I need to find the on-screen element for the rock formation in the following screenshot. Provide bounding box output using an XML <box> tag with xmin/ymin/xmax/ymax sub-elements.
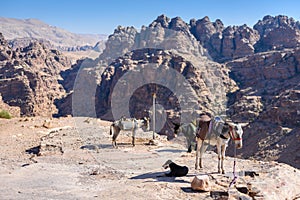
<box><xmin>0</xmin><ymin>33</ymin><xmax>71</xmax><ymax>116</ymax></box>
<box><xmin>189</xmin><ymin>16</ymin><xmax>260</xmax><ymax>62</ymax></box>
<box><xmin>254</xmin><ymin>15</ymin><xmax>300</xmax><ymax>51</ymax></box>
<box><xmin>92</xmin><ymin>14</ymin><xmax>300</xmax><ymax>168</ymax></box>
<box><xmin>1</xmin><ymin>13</ymin><xmax>300</xmax><ymax>169</ymax></box>
<box><xmin>96</xmin><ymin>48</ymin><xmax>235</xmax><ymax>136</ymax></box>
<box><xmin>226</xmin><ymin>48</ymin><xmax>300</xmax><ymax>168</ymax></box>
<box><xmin>0</xmin><ymin>94</ymin><xmax>20</xmax><ymax>117</ymax></box>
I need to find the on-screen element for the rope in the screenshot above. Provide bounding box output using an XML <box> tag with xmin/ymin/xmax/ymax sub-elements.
<box><xmin>229</xmin><ymin>140</ymin><xmax>238</xmax><ymax>188</ymax></box>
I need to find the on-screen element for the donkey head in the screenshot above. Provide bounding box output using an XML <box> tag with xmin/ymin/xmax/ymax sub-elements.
<box><xmin>228</xmin><ymin>123</ymin><xmax>243</xmax><ymax>149</ymax></box>
<box><xmin>142</xmin><ymin>117</ymin><xmax>150</xmax><ymax>131</ymax></box>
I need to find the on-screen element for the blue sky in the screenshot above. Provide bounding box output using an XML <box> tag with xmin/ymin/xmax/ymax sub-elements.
<box><xmin>2</xmin><ymin>0</ymin><xmax>300</xmax><ymax>35</ymax></box>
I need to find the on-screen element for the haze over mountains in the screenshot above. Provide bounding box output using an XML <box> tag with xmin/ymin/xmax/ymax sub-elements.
<box><xmin>0</xmin><ymin>14</ymin><xmax>299</xmax><ymax>171</ymax></box>
<box><xmin>0</xmin><ymin>17</ymin><xmax>107</xmax><ymax>51</ymax></box>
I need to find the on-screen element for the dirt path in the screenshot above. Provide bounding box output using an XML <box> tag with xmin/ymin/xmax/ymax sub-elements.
<box><xmin>0</xmin><ymin>117</ymin><xmax>299</xmax><ymax>200</ymax></box>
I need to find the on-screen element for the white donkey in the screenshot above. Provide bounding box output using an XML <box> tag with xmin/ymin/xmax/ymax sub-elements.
<box><xmin>110</xmin><ymin>117</ymin><xmax>150</xmax><ymax>148</ymax></box>
<box><xmin>195</xmin><ymin>116</ymin><xmax>243</xmax><ymax>174</ymax></box>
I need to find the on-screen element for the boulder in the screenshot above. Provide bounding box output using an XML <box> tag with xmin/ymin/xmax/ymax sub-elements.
<box><xmin>191</xmin><ymin>175</ymin><xmax>210</xmax><ymax>191</ymax></box>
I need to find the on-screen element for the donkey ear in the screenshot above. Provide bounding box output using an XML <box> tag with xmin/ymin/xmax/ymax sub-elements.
<box><xmin>226</xmin><ymin>122</ymin><xmax>234</xmax><ymax>127</ymax></box>
<box><xmin>239</xmin><ymin>122</ymin><xmax>249</xmax><ymax>127</ymax></box>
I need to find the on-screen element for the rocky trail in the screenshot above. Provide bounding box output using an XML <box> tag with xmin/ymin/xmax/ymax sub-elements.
<box><xmin>0</xmin><ymin>117</ymin><xmax>300</xmax><ymax>200</ymax></box>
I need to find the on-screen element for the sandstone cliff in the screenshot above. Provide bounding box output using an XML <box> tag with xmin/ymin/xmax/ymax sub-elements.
<box><xmin>0</xmin><ymin>33</ymin><xmax>71</xmax><ymax>116</ymax></box>
<box><xmin>96</xmin><ymin>48</ymin><xmax>235</xmax><ymax>135</ymax></box>
<box><xmin>226</xmin><ymin>48</ymin><xmax>300</xmax><ymax>168</ymax></box>
<box><xmin>91</xmin><ymin>14</ymin><xmax>300</xmax><ymax>169</ymax></box>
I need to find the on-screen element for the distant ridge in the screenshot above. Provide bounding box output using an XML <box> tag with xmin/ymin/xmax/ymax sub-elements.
<box><xmin>0</xmin><ymin>17</ymin><xmax>107</xmax><ymax>51</ymax></box>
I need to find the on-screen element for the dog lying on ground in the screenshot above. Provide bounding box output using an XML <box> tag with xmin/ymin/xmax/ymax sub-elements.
<box><xmin>162</xmin><ymin>160</ymin><xmax>189</xmax><ymax>177</ymax></box>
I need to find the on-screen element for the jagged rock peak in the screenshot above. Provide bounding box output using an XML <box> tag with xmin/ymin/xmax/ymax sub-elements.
<box><xmin>190</xmin><ymin>16</ymin><xmax>224</xmax><ymax>32</ymax></box>
<box><xmin>149</xmin><ymin>14</ymin><xmax>170</xmax><ymax>28</ymax></box>
<box><xmin>254</xmin><ymin>15</ymin><xmax>300</xmax><ymax>51</ymax></box>
<box><xmin>168</xmin><ymin>16</ymin><xmax>190</xmax><ymax>33</ymax></box>
<box><xmin>190</xmin><ymin>16</ymin><xmax>224</xmax><ymax>42</ymax></box>
<box><xmin>112</xmin><ymin>25</ymin><xmax>137</xmax><ymax>35</ymax></box>
<box><xmin>254</xmin><ymin>15</ymin><xmax>300</xmax><ymax>35</ymax></box>
<box><xmin>213</xmin><ymin>19</ymin><xmax>224</xmax><ymax>32</ymax></box>
<box><xmin>260</xmin><ymin>15</ymin><xmax>298</xmax><ymax>27</ymax></box>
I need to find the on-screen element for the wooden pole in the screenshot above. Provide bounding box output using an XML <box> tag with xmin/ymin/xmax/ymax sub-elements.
<box><xmin>152</xmin><ymin>93</ymin><xmax>156</xmax><ymax>140</ymax></box>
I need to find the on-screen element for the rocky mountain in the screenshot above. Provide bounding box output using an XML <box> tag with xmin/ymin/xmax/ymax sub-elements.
<box><xmin>96</xmin><ymin>48</ymin><xmax>235</xmax><ymax>135</ymax></box>
<box><xmin>254</xmin><ymin>15</ymin><xmax>300</xmax><ymax>51</ymax></box>
<box><xmin>0</xmin><ymin>17</ymin><xmax>107</xmax><ymax>52</ymax></box>
<box><xmin>0</xmin><ymin>33</ymin><xmax>71</xmax><ymax>116</ymax></box>
<box><xmin>190</xmin><ymin>16</ymin><xmax>260</xmax><ymax>62</ymax></box>
<box><xmin>0</xmin><ymin>14</ymin><xmax>299</xmax><ymax>170</ymax></box>
<box><xmin>190</xmin><ymin>15</ymin><xmax>300</xmax><ymax>62</ymax></box>
<box><xmin>92</xmin><ymin>14</ymin><xmax>300</xmax><ymax>168</ymax></box>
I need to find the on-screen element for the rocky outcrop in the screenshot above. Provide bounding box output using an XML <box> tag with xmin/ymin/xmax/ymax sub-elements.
<box><xmin>254</xmin><ymin>15</ymin><xmax>300</xmax><ymax>51</ymax></box>
<box><xmin>0</xmin><ymin>94</ymin><xmax>20</xmax><ymax>117</ymax></box>
<box><xmin>96</xmin><ymin>48</ymin><xmax>236</xmax><ymax>136</ymax></box>
<box><xmin>97</xmin><ymin>26</ymin><xmax>138</xmax><ymax>65</ymax></box>
<box><xmin>227</xmin><ymin>49</ymin><xmax>300</xmax><ymax>116</ymax></box>
<box><xmin>226</xmin><ymin>48</ymin><xmax>300</xmax><ymax>168</ymax></box>
<box><xmin>0</xmin><ymin>33</ymin><xmax>71</xmax><ymax>116</ymax></box>
<box><xmin>190</xmin><ymin>16</ymin><xmax>224</xmax><ymax>47</ymax></box>
<box><xmin>189</xmin><ymin>16</ymin><xmax>260</xmax><ymax>62</ymax></box>
<box><xmin>2</xmin><ymin>13</ymin><xmax>300</xmax><ymax>170</ymax></box>
<box><xmin>56</xmin><ymin>58</ymin><xmax>100</xmax><ymax>117</ymax></box>
<box><xmin>188</xmin><ymin>15</ymin><xmax>300</xmax><ymax>62</ymax></box>
<box><xmin>97</xmin><ymin>15</ymin><xmax>207</xmax><ymax>66</ymax></box>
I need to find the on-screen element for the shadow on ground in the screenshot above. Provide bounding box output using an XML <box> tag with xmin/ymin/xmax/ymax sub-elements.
<box><xmin>130</xmin><ymin>171</ymin><xmax>193</xmax><ymax>183</ymax></box>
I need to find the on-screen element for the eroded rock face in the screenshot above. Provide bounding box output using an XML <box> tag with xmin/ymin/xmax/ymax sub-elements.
<box><xmin>190</xmin><ymin>16</ymin><xmax>221</xmax><ymax>43</ymax></box>
<box><xmin>98</xmin><ymin>26</ymin><xmax>138</xmax><ymax>64</ymax></box>
<box><xmin>189</xmin><ymin>17</ymin><xmax>260</xmax><ymax>62</ymax></box>
<box><xmin>96</xmin><ymin>48</ymin><xmax>235</xmax><ymax>136</ymax></box>
<box><xmin>0</xmin><ymin>94</ymin><xmax>20</xmax><ymax>117</ymax></box>
<box><xmin>0</xmin><ymin>33</ymin><xmax>71</xmax><ymax>116</ymax></box>
<box><xmin>226</xmin><ymin>48</ymin><xmax>300</xmax><ymax>167</ymax></box>
<box><xmin>97</xmin><ymin>15</ymin><xmax>207</xmax><ymax>67</ymax></box>
<box><xmin>227</xmin><ymin>48</ymin><xmax>300</xmax><ymax>125</ymax></box>
<box><xmin>254</xmin><ymin>15</ymin><xmax>300</xmax><ymax>51</ymax></box>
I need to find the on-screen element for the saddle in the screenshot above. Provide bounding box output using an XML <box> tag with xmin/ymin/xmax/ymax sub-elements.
<box><xmin>196</xmin><ymin>115</ymin><xmax>211</xmax><ymax>140</ymax></box>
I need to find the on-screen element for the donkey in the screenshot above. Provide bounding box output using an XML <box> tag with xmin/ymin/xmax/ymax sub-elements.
<box><xmin>110</xmin><ymin>117</ymin><xmax>150</xmax><ymax>148</ymax></box>
<box><xmin>195</xmin><ymin>116</ymin><xmax>243</xmax><ymax>174</ymax></box>
<box><xmin>172</xmin><ymin>121</ymin><xmax>197</xmax><ymax>153</ymax></box>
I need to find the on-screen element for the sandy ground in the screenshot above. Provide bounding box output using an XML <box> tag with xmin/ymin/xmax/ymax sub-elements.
<box><xmin>0</xmin><ymin>117</ymin><xmax>300</xmax><ymax>200</ymax></box>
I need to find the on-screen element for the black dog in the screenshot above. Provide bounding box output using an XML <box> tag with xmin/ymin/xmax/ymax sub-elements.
<box><xmin>162</xmin><ymin>160</ymin><xmax>189</xmax><ymax>177</ymax></box>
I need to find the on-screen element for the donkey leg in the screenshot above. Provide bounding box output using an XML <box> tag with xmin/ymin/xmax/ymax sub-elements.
<box><xmin>187</xmin><ymin>145</ymin><xmax>192</xmax><ymax>153</ymax></box>
<box><xmin>187</xmin><ymin>136</ymin><xmax>192</xmax><ymax>153</ymax></box>
<box><xmin>195</xmin><ymin>139</ymin><xmax>201</xmax><ymax>170</ymax></box>
<box><xmin>221</xmin><ymin>145</ymin><xmax>226</xmax><ymax>174</ymax></box>
<box><xmin>217</xmin><ymin>144</ymin><xmax>222</xmax><ymax>173</ymax></box>
<box><xmin>112</xmin><ymin>127</ymin><xmax>120</xmax><ymax>148</ymax></box>
<box><xmin>199</xmin><ymin>142</ymin><xmax>208</xmax><ymax>169</ymax></box>
<box><xmin>132</xmin><ymin>129</ymin><xmax>136</xmax><ymax>147</ymax></box>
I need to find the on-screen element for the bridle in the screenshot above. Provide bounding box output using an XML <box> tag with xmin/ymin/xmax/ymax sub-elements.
<box><xmin>229</xmin><ymin>125</ymin><xmax>242</xmax><ymax>141</ymax></box>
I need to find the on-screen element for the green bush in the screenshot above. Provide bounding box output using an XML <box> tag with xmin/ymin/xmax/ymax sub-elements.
<box><xmin>0</xmin><ymin>110</ymin><xmax>12</xmax><ymax>119</ymax></box>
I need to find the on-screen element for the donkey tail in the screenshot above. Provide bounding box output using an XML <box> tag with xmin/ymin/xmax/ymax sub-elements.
<box><xmin>110</xmin><ymin>124</ymin><xmax>113</xmax><ymax>135</ymax></box>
